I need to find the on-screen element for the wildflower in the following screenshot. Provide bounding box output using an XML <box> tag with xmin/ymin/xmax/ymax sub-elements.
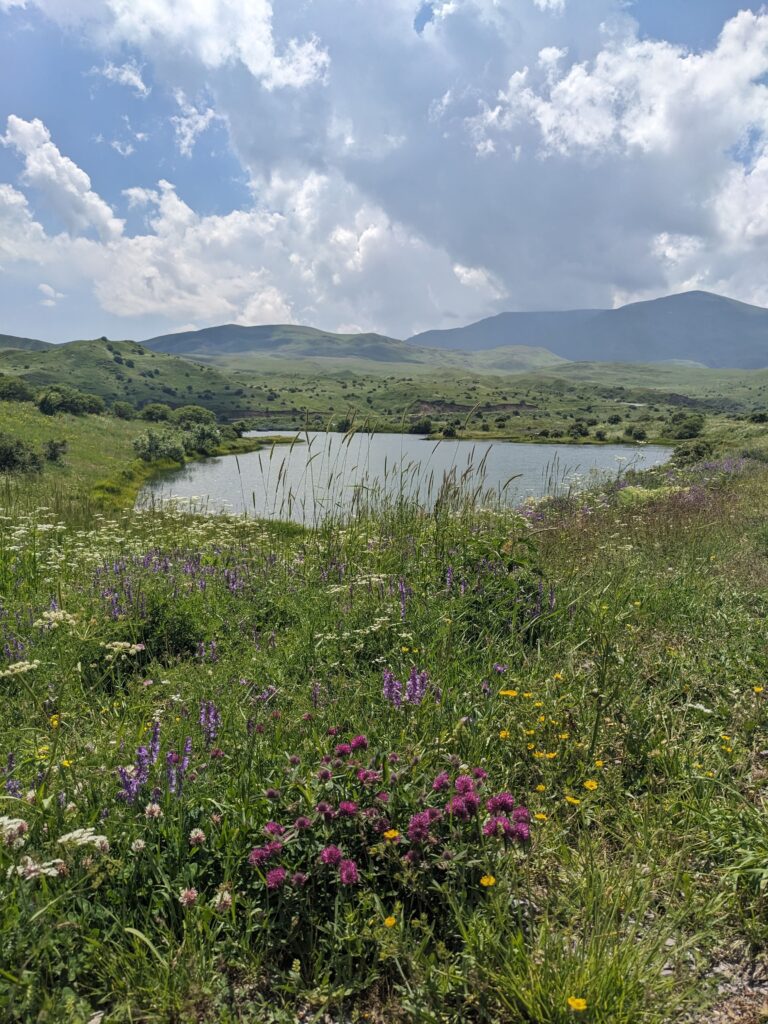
<box><xmin>131</xmin><ymin>839</ymin><xmax>146</xmax><ymax>853</ymax></box>
<box><xmin>291</xmin><ymin>871</ymin><xmax>309</xmax><ymax>887</ymax></box>
<box><xmin>9</xmin><ymin>856</ymin><xmax>65</xmax><ymax>880</ymax></box>
<box><xmin>583</xmin><ymin>780</ymin><xmax>598</xmax><ymax>792</ymax></box>
<box><xmin>486</xmin><ymin>792</ymin><xmax>515</xmax><ymax>814</ymax></box>
<box><xmin>384</xmin><ymin>915</ymin><xmax>396</xmax><ymax>928</ymax></box>
<box><xmin>212</xmin><ymin>888</ymin><xmax>233</xmax><ymax>912</ymax></box>
<box><xmin>178</xmin><ymin>887</ymin><xmax>198</xmax><ymax>908</ymax></box>
<box><xmin>446</xmin><ymin>795</ymin><xmax>473</xmax><ymax>820</ymax></box>
<box><xmin>383</xmin><ymin>828</ymin><xmax>400</xmax><ymax>840</ymax></box>
<box><xmin>535</xmin><ymin>784</ymin><xmax>546</xmax><ymax>793</ymax></box>
<box><xmin>294</xmin><ymin>816</ymin><xmax>312</xmax><ymax>831</ymax></box>
<box><xmin>145</xmin><ymin>803</ymin><xmax>163</xmax><ymax>820</ymax></box>
<box><xmin>535</xmin><ymin>813</ymin><xmax>548</xmax><ymax>822</ymax></box>
<box><xmin>480</xmin><ymin>875</ymin><xmax>496</xmax><ymax>887</ymax></box>
<box><xmin>473</xmin><ymin>767</ymin><xmax>488</xmax><ymax>781</ymax></box>
<box><xmin>337</xmin><ymin>800</ymin><xmax>358</xmax><ymax>817</ymax></box>
<box><xmin>499</xmin><ymin>730</ymin><xmax>510</xmax><ymax>740</ymax></box>
<box><xmin>565</xmin><ymin>796</ymin><xmax>581</xmax><ymax>806</ymax></box>
<box><xmin>58</xmin><ymin>828</ymin><xmax>109</xmax><ymax>853</ymax></box>
<box><xmin>350</xmin><ymin>735</ymin><xmax>368</xmax><ymax>750</ymax></box>
<box><xmin>432</xmin><ymin>771</ymin><xmax>450</xmax><ymax>792</ymax></box>
<box><xmin>455</xmin><ymin>775</ymin><xmax>475</xmax><ymax>795</ymax></box>
<box><xmin>1</xmin><ymin>817</ymin><xmax>28</xmax><ymax>848</ymax></box>
<box><xmin>407</xmin><ymin>810</ymin><xmax>433</xmax><ymax>842</ymax></box>
<box><xmin>567</xmin><ymin>997</ymin><xmax>588</xmax><ymax>1012</ymax></box>
<box><xmin>339</xmin><ymin>859</ymin><xmax>359</xmax><ymax>885</ymax></box>
<box><xmin>594</xmin><ymin>760</ymin><xmax>605</xmax><ymax>768</ymax></box>
<box><xmin>483</xmin><ymin>815</ymin><xmax>515</xmax><ymax>840</ymax></box>
<box><xmin>189</xmin><ymin>828</ymin><xmax>206</xmax><ymax>846</ymax></box>
<box><xmin>49</xmin><ymin>715</ymin><xmax>60</xmax><ymax>729</ymax></box>
<box><xmin>264</xmin><ymin>821</ymin><xmax>285</xmax><ymax>836</ymax></box>
<box><xmin>266</xmin><ymin>867</ymin><xmax>287</xmax><ymax>890</ymax></box>
<box><xmin>317</xmin><ymin>768</ymin><xmax>332</xmax><ymax>782</ymax></box>
<box><xmin>499</xmin><ymin>689</ymin><xmax>518</xmax><ymax>697</ymax></box>
<box><xmin>320</xmin><ymin>845</ymin><xmax>343</xmax><ymax>866</ymax></box>
<box><xmin>493</xmin><ymin>664</ymin><xmax>508</xmax><ymax>674</ymax></box>
<box><xmin>335</xmin><ymin>743</ymin><xmax>352</xmax><ymax>756</ymax></box>
<box><xmin>755</xmin><ymin>687</ymin><xmax>764</xmax><ymax>694</ymax></box>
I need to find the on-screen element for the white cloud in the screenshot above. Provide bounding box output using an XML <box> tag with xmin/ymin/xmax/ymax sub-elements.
<box><xmin>111</xmin><ymin>139</ymin><xmax>134</xmax><ymax>157</ymax></box>
<box><xmin>38</xmin><ymin>282</ymin><xmax>65</xmax><ymax>306</ymax></box>
<box><xmin>93</xmin><ymin>59</ymin><xmax>150</xmax><ymax>97</ymax></box>
<box><xmin>171</xmin><ymin>91</ymin><xmax>217</xmax><ymax>157</ymax></box>
<box><xmin>1</xmin><ymin>115</ymin><xmax>123</xmax><ymax>240</ymax></box>
<box><xmin>533</xmin><ymin>0</ymin><xmax>566</xmax><ymax>12</ymax></box>
<box><xmin>30</xmin><ymin>0</ymin><xmax>328</xmax><ymax>90</ymax></box>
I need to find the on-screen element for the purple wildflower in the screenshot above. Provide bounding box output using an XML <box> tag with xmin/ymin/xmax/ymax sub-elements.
<box><xmin>339</xmin><ymin>859</ymin><xmax>359</xmax><ymax>885</ymax></box>
<box><xmin>382</xmin><ymin>668</ymin><xmax>402</xmax><ymax>708</ymax></box>
<box><xmin>487</xmin><ymin>792</ymin><xmax>515</xmax><ymax>815</ymax></box>
<box><xmin>266</xmin><ymin>867</ymin><xmax>287</xmax><ymax>890</ymax></box>
<box><xmin>320</xmin><ymin>845</ymin><xmax>343</xmax><ymax>866</ymax></box>
<box><xmin>432</xmin><ymin>771</ymin><xmax>450</xmax><ymax>792</ymax></box>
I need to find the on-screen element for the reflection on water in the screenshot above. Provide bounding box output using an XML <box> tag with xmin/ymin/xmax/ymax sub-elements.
<box><xmin>138</xmin><ymin>430</ymin><xmax>672</xmax><ymax>524</ymax></box>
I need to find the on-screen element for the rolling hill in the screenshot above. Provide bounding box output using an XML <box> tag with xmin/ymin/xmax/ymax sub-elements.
<box><xmin>142</xmin><ymin>324</ymin><xmax>566</xmax><ymax>373</ymax></box>
<box><xmin>0</xmin><ymin>333</ymin><xmax>52</xmax><ymax>351</ymax></box>
<box><xmin>408</xmin><ymin>291</ymin><xmax>768</xmax><ymax>369</ymax></box>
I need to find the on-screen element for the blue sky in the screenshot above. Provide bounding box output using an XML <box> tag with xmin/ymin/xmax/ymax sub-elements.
<box><xmin>0</xmin><ymin>0</ymin><xmax>767</xmax><ymax>343</ymax></box>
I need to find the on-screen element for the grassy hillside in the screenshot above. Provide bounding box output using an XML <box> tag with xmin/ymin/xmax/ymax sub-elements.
<box><xmin>0</xmin><ymin>339</ymin><xmax>266</xmax><ymax>419</ymax></box>
<box><xmin>3</xmin><ymin>448</ymin><xmax>768</xmax><ymax>1021</ymax></box>
<box><xmin>0</xmin><ymin>333</ymin><xmax>52</xmax><ymax>351</ymax></box>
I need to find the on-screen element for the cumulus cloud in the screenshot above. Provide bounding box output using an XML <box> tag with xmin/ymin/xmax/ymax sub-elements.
<box><xmin>171</xmin><ymin>91</ymin><xmax>218</xmax><ymax>157</ymax></box>
<box><xmin>6</xmin><ymin>3</ymin><xmax>768</xmax><ymax>338</ymax></box>
<box><xmin>1</xmin><ymin>115</ymin><xmax>124</xmax><ymax>240</ymax></box>
<box><xmin>93</xmin><ymin>59</ymin><xmax>150</xmax><ymax>97</ymax></box>
<box><xmin>38</xmin><ymin>282</ymin><xmax>65</xmax><ymax>306</ymax></box>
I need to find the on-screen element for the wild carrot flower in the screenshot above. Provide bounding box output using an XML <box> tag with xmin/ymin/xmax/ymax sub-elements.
<box><xmin>339</xmin><ymin>859</ymin><xmax>359</xmax><ymax>885</ymax></box>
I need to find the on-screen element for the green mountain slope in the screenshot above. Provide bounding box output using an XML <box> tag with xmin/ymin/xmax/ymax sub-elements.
<box><xmin>0</xmin><ymin>333</ymin><xmax>52</xmax><ymax>351</ymax></box>
<box><xmin>0</xmin><ymin>339</ymin><xmax>263</xmax><ymax>418</ymax></box>
<box><xmin>408</xmin><ymin>291</ymin><xmax>768</xmax><ymax>369</ymax></box>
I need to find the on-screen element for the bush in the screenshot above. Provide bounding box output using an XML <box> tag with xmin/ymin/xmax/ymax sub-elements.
<box><xmin>171</xmin><ymin>405</ymin><xmax>217</xmax><ymax>427</ymax></box>
<box><xmin>42</xmin><ymin>439</ymin><xmax>68</xmax><ymax>463</ymax></box>
<box><xmin>668</xmin><ymin>412</ymin><xmax>705</xmax><ymax>440</ymax></box>
<box><xmin>140</xmin><ymin>403</ymin><xmax>172</xmax><ymax>422</ymax></box>
<box><xmin>181</xmin><ymin>423</ymin><xmax>222</xmax><ymax>456</ymax></box>
<box><xmin>409</xmin><ymin>418</ymin><xmax>433</xmax><ymax>435</ymax></box>
<box><xmin>0</xmin><ymin>376</ymin><xmax>34</xmax><ymax>403</ymax></box>
<box><xmin>442</xmin><ymin>425</ymin><xmax>457</xmax><ymax>438</ymax></box>
<box><xmin>112</xmin><ymin>401</ymin><xmax>136</xmax><ymax>420</ymax></box>
<box><xmin>0</xmin><ymin>432</ymin><xmax>42</xmax><ymax>472</ymax></box>
<box><xmin>673</xmin><ymin>439</ymin><xmax>714</xmax><ymax>466</ymax></box>
<box><xmin>37</xmin><ymin>386</ymin><xmax>105</xmax><ymax>416</ymax></box>
<box><xmin>132</xmin><ymin>430</ymin><xmax>186</xmax><ymax>463</ymax></box>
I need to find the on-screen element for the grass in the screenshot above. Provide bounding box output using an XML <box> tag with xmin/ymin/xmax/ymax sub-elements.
<box><xmin>1</xmin><ymin>423</ymin><xmax>768</xmax><ymax>1022</ymax></box>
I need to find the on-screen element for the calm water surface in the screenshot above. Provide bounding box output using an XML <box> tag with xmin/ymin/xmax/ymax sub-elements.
<box><xmin>138</xmin><ymin>431</ymin><xmax>672</xmax><ymax>524</ymax></box>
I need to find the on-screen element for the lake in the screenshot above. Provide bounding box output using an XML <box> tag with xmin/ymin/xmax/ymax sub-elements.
<box><xmin>138</xmin><ymin>431</ymin><xmax>672</xmax><ymax>524</ymax></box>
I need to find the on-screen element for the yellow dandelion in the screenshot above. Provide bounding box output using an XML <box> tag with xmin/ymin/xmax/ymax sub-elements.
<box><xmin>546</xmin><ymin>752</ymin><xmax>558</xmax><ymax>760</ymax></box>
<box><xmin>754</xmin><ymin>686</ymin><xmax>764</xmax><ymax>694</ymax></box>
<box><xmin>480</xmin><ymin>875</ymin><xmax>496</xmax><ymax>887</ymax></box>
<box><xmin>383</xmin><ymin>829</ymin><xmax>400</xmax><ymax>841</ymax></box>
<box><xmin>553</xmin><ymin>672</ymin><xmax>564</xmax><ymax>681</ymax></box>
<box><xmin>535</xmin><ymin>784</ymin><xmax>546</xmax><ymax>792</ymax></box>
<box><xmin>595</xmin><ymin>759</ymin><xmax>605</xmax><ymax>768</ymax></box>
<box><xmin>722</xmin><ymin>746</ymin><xmax>733</xmax><ymax>753</ymax></box>
<box><xmin>534</xmin><ymin>813</ymin><xmax>548</xmax><ymax>822</ymax></box>
<box><xmin>499</xmin><ymin>729</ymin><xmax>510</xmax><ymax>740</ymax></box>
<box><xmin>565</xmin><ymin>796</ymin><xmax>581</xmax><ymax>806</ymax></box>
<box><xmin>525</xmin><ymin>729</ymin><xmax>535</xmax><ymax>736</ymax></box>
<box><xmin>567</xmin><ymin>996</ymin><xmax>588</xmax><ymax>1011</ymax></box>
<box><xmin>384</xmin><ymin>915</ymin><xmax>396</xmax><ymax>928</ymax></box>
<box><xmin>583</xmin><ymin>780</ymin><xmax>598</xmax><ymax>791</ymax></box>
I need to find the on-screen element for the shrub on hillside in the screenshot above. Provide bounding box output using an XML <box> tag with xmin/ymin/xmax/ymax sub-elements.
<box><xmin>0</xmin><ymin>376</ymin><xmax>34</xmax><ymax>403</ymax></box>
<box><xmin>171</xmin><ymin>405</ymin><xmax>216</xmax><ymax>427</ymax></box>
<box><xmin>112</xmin><ymin>401</ymin><xmax>136</xmax><ymax>420</ymax></box>
<box><xmin>42</xmin><ymin>439</ymin><xmax>68</xmax><ymax>464</ymax></box>
<box><xmin>37</xmin><ymin>386</ymin><xmax>105</xmax><ymax>416</ymax></box>
<box><xmin>0</xmin><ymin>432</ymin><xmax>42</xmax><ymax>472</ymax></box>
<box><xmin>140</xmin><ymin>403</ymin><xmax>172</xmax><ymax>422</ymax></box>
<box><xmin>181</xmin><ymin>423</ymin><xmax>221</xmax><ymax>456</ymax></box>
<box><xmin>132</xmin><ymin>430</ymin><xmax>186</xmax><ymax>464</ymax></box>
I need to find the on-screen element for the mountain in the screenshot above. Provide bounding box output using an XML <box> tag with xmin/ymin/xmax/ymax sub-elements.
<box><xmin>407</xmin><ymin>291</ymin><xmax>768</xmax><ymax>369</ymax></box>
<box><xmin>0</xmin><ymin>339</ymin><xmax>260</xmax><ymax>418</ymax></box>
<box><xmin>143</xmin><ymin>324</ymin><xmax>424</xmax><ymax>363</ymax></box>
<box><xmin>0</xmin><ymin>333</ymin><xmax>52</xmax><ymax>351</ymax></box>
<box><xmin>142</xmin><ymin>323</ymin><xmax>565</xmax><ymax>372</ymax></box>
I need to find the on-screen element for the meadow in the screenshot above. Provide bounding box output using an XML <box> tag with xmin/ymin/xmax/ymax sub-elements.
<box><xmin>2</xmin><ymin>420</ymin><xmax>768</xmax><ymax>1022</ymax></box>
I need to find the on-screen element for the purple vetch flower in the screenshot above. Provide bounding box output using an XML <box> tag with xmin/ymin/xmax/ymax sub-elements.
<box><xmin>445</xmin><ymin>565</ymin><xmax>454</xmax><ymax>591</ymax></box>
<box><xmin>405</xmin><ymin>667</ymin><xmax>429</xmax><ymax>705</ymax></box>
<box><xmin>398</xmin><ymin>577</ymin><xmax>410</xmax><ymax>621</ymax></box>
<box><xmin>339</xmin><ymin>859</ymin><xmax>359</xmax><ymax>885</ymax></box>
<box><xmin>383</xmin><ymin>668</ymin><xmax>402</xmax><ymax>708</ymax></box>
<box><xmin>199</xmin><ymin>700</ymin><xmax>221</xmax><ymax>748</ymax></box>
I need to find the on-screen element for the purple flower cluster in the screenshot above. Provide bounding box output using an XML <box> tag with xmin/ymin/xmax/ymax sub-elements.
<box><xmin>199</xmin><ymin>700</ymin><xmax>220</xmax><ymax>748</ymax></box>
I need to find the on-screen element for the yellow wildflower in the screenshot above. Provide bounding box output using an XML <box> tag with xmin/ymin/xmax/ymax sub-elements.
<box><xmin>565</xmin><ymin>796</ymin><xmax>581</xmax><ymax>806</ymax></box>
<box><xmin>754</xmin><ymin>686</ymin><xmax>764</xmax><ymax>694</ymax></box>
<box><xmin>499</xmin><ymin>689</ymin><xmax>518</xmax><ymax>697</ymax></box>
<box><xmin>480</xmin><ymin>875</ymin><xmax>496</xmax><ymax>887</ymax></box>
<box><xmin>384</xmin><ymin>916</ymin><xmax>396</xmax><ymax>928</ymax></box>
<box><xmin>535</xmin><ymin>784</ymin><xmax>546</xmax><ymax>792</ymax></box>
<box><xmin>49</xmin><ymin>714</ymin><xmax>60</xmax><ymax>729</ymax></box>
<box><xmin>583</xmin><ymin>780</ymin><xmax>599</xmax><ymax>791</ymax></box>
<box><xmin>499</xmin><ymin>729</ymin><xmax>510</xmax><ymax>740</ymax></box>
<box><xmin>594</xmin><ymin>759</ymin><xmax>605</xmax><ymax>768</ymax></box>
<box><xmin>534</xmin><ymin>813</ymin><xmax>547</xmax><ymax>822</ymax></box>
<box><xmin>383</xmin><ymin>829</ymin><xmax>400</xmax><ymax>841</ymax></box>
<box><xmin>567</xmin><ymin>996</ymin><xmax>588</xmax><ymax>1011</ymax></box>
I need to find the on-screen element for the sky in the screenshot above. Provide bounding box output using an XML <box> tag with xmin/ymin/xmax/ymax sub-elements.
<box><xmin>1</xmin><ymin>1</ymin><xmax>768</xmax><ymax>343</ymax></box>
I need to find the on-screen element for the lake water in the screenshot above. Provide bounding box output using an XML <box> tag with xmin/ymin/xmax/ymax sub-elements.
<box><xmin>138</xmin><ymin>431</ymin><xmax>672</xmax><ymax>524</ymax></box>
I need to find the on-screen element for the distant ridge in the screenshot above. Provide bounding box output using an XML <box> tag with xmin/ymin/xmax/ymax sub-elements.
<box><xmin>408</xmin><ymin>291</ymin><xmax>768</xmax><ymax>369</ymax></box>
<box><xmin>0</xmin><ymin>333</ymin><xmax>52</xmax><ymax>352</ymax></box>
